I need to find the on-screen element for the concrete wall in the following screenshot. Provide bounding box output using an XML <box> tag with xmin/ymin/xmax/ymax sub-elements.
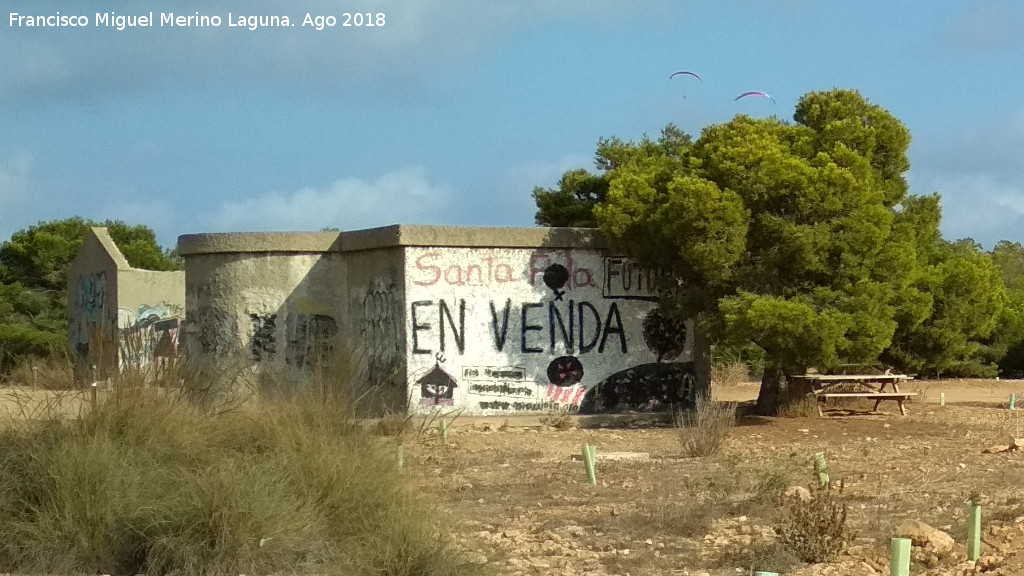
<box><xmin>178</xmin><ymin>225</ymin><xmax>701</xmax><ymax>416</ymax></box>
<box><xmin>345</xmin><ymin>246</ymin><xmax>406</xmax><ymax>411</ymax></box>
<box><xmin>117</xmin><ymin>269</ymin><xmax>186</xmax><ymax>371</ymax></box>
<box><xmin>68</xmin><ymin>228</ymin><xmax>124</xmax><ymax>378</ymax></box>
<box><xmin>67</xmin><ymin>227</ymin><xmax>185</xmax><ymax>378</ymax></box>
<box><xmin>404</xmin><ymin>246</ymin><xmax>694</xmax><ymax>415</ymax></box>
<box><xmin>178</xmin><ymin>232</ymin><xmax>355</xmax><ymax>397</ymax></box>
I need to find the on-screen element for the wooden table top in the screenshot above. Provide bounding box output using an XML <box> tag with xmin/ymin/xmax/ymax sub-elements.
<box><xmin>793</xmin><ymin>374</ymin><xmax>912</xmax><ymax>382</ymax></box>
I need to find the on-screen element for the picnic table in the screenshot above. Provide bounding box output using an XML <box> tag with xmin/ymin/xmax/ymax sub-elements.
<box><xmin>792</xmin><ymin>373</ymin><xmax>917</xmax><ymax>416</ymax></box>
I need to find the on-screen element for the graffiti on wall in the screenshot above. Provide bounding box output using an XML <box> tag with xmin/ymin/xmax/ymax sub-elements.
<box><xmin>545</xmin><ymin>383</ymin><xmax>588</xmax><ymax>408</ymax></box>
<box><xmin>641</xmin><ymin>309</ymin><xmax>687</xmax><ymax>362</ymax></box>
<box><xmin>285</xmin><ymin>313</ymin><xmax>338</xmax><ymax>371</ymax></box>
<box><xmin>240</xmin><ymin>307</ymin><xmax>339</xmax><ymax>373</ymax></box>
<box><xmin>409</xmin><ymin>298</ymin><xmax>627</xmax><ymax>356</ymax></box>
<box><xmin>71</xmin><ymin>272</ymin><xmax>112</xmax><ymax>367</ymax></box>
<box><xmin>417</xmin><ymin>355</ymin><xmax>457</xmax><ymax>406</ymax></box>
<box><xmin>250</xmin><ymin>313</ymin><xmax>278</xmax><ymax>362</ymax></box>
<box><xmin>194</xmin><ymin>305</ymin><xmax>237</xmax><ymax>358</ymax></box>
<box><xmin>360</xmin><ymin>278</ymin><xmax>401</xmax><ymax>386</ymax></box>
<box><xmin>464</xmin><ymin>366</ymin><xmax>532</xmax><ymax>397</ymax></box>
<box><xmin>406</xmin><ymin>248</ymin><xmax>697</xmax><ymax>414</ymax></box>
<box><xmin>118</xmin><ymin>302</ymin><xmax>184</xmax><ymax>369</ymax></box>
<box><xmin>580</xmin><ymin>362</ymin><xmax>696</xmax><ymax>413</ymax></box>
<box><xmin>602</xmin><ymin>257</ymin><xmax>669</xmax><ymax>301</ymax></box>
<box><xmin>547</xmin><ymin>355</ymin><xmax>584</xmax><ymax>386</ymax></box>
<box><xmin>410</xmin><ymin>251</ymin><xmax>598</xmax><ymax>290</ymax></box>
<box><xmin>75</xmin><ymin>272</ymin><xmax>108</xmax><ymax>319</ymax></box>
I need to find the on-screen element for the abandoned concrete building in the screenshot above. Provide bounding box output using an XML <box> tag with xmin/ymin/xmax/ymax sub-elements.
<box><xmin>69</xmin><ymin>225</ymin><xmax>705</xmax><ymax>415</ymax></box>
<box><xmin>67</xmin><ymin>227</ymin><xmax>185</xmax><ymax>380</ymax></box>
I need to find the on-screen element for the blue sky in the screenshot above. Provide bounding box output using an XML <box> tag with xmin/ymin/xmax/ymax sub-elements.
<box><xmin>3</xmin><ymin>1</ymin><xmax>1024</xmax><ymax>250</ymax></box>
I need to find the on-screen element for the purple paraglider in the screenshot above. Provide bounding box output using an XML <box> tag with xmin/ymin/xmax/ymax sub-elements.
<box><xmin>669</xmin><ymin>71</ymin><xmax>702</xmax><ymax>81</ymax></box>
<box><xmin>734</xmin><ymin>91</ymin><xmax>775</xmax><ymax>103</ymax></box>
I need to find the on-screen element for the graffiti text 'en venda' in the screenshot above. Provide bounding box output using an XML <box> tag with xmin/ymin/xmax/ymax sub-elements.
<box><xmin>410</xmin><ymin>299</ymin><xmax>628</xmax><ymax>356</ymax></box>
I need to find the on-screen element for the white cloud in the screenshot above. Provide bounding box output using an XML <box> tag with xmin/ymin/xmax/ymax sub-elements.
<box><xmin>0</xmin><ymin>154</ymin><xmax>36</xmax><ymax>240</ymax></box>
<box><xmin>946</xmin><ymin>3</ymin><xmax>1023</xmax><ymax>51</ymax></box>
<box><xmin>908</xmin><ymin>171</ymin><xmax>1024</xmax><ymax>248</ymax></box>
<box><xmin>200</xmin><ymin>166</ymin><xmax>453</xmax><ymax>233</ymax></box>
<box><xmin>906</xmin><ymin>106</ymin><xmax>1024</xmax><ymax>247</ymax></box>
<box><xmin>1</xmin><ymin>0</ymin><xmax>672</xmax><ymax>101</ymax></box>
<box><xmin>0</xmin><ymin>154</ymin><xmax>32</xmax><ymax>206</ymax></box>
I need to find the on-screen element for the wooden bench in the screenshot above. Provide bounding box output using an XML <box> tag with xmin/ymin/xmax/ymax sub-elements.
<box><xmin>814</xmin><ymin>392</ymin><xmax>918</xmax><ymax>416</ymax></box>
<box><xmin>794</xmin><ymin>372</ymin><xmax>916</xmax><ymax>417</ymax></box>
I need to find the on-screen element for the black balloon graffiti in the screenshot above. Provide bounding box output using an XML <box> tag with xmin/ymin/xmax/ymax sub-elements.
<box><xmin>543</xmin><ymin>264</ymin><xmax>570</xmax><ymax>300</ymax></box>
<box><xmin>642</xmin><ymin>309</ymin><xmax>688</xmax><ymax>361</ymax></box>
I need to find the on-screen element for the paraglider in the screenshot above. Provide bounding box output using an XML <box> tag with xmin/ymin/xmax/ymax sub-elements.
<box><xmin>734</xmin><ymin>91</ymin><xmax>775</xmax><ymax>103</ymax></box>
<box><xmin>670</xmin><ymin>71</ymin><xmax>701</xmax><ymax>99</ymax></box>
<box><xmin>669</xmin><ymin>71</ymin><xmax>702</xmax><ymax>81</ymax></box>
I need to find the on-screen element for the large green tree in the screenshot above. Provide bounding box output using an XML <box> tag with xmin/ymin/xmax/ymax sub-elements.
<box><xmin>0</xmin><ymin>282</ymin><xmax>67</xmax><ymax>372</ymax></box>
<box><xmin>871</xmin><ymin>190</ymin><xmax>1008</xmax><ymax>378</ymax></box>
<box><xmin>881</xmin><ymin>233</ymin><xmax>1005</xmax><ymax>378</ymax></box>
<box><xmin>987</xmin><ymin>240</ymin><xmax>1024</xmax><ymax>377</ymax></box>
<box><xmin>0</xmin><ymin>218</ymin><xmax>180</xmax><ymax>374</ymax></box>
<box><xmin>591</xmin><ymin>89</ymin><xmax>926</xmax><ymax>412</ymax></box>
<box><xmin>0</xmin><ymin>218</ymin><xmax>179</xmax><ymax>292</ymax></box>
<box><xmin>533</xmin><ymin>125</ymin><xmax>692</xmax><ymax>227</ymax></box>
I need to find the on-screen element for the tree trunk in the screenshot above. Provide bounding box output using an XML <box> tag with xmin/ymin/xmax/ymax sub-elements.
<box><xmin>692</xmin><ymin>315</ymin><xmax>712</xmax><ymax>400</ymax></box>
<box><xmin>756</xmin><ymin>363</ymin><xmax>785</xmax><ymax>415</ymax></box>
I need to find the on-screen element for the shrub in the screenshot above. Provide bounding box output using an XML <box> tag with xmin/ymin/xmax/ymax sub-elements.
<box><xmin>676</xmin><ymin>393</ymin><xmax>736</xmax><ymax>457</ymax></box>
<box><xmin>774</xmin><ymin>480</ymin><xmax>855</xmax><ymax>563</ymax></box>
<box><xmin>0</xmin><ymin>386</ymin><xmax>477</xmax><ymax>576</ymax></box>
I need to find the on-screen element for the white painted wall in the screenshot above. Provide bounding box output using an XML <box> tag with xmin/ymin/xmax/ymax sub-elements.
<box><xmin>404</xmin><ymin>247</ymin><xmax>694</xmax><ymax>415</ymax></box>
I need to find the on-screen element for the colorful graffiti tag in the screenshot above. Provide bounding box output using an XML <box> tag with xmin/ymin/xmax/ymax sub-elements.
<box><xmin>118</xmin><ymin>302</ymin><xmax>184</xmax><ymax>370</ymax></box>
<box><xmin>76</xmin><ymin>272</ymin><xmax>108</xmax><ymax>319</ymax></box>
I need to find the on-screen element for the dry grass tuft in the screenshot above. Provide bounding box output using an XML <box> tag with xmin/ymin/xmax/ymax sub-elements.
<box><xmin>0</xmin><ymin>361</ymin><xmax>477</xmax><ymax>576</ymax></box>
<box><xmin>778</xmin><ymin>394</ymin><xmax>820</xmax><ymax>418</ymax></box>
<box><xmin>8</xmin><ymin>354</ymin><xmax>78</xmax><ymax>390</ymax></box>
<box><xmin>723</xmin><ymin>541</ymin><xmax>803</xmax><ymax>575</ymax></box>
<box><xmin>710</xmin><ymin>360</ymin><xmax>752</xmax><ymax>388</ymax></box>
<box><xmin>539</xmin><ymin>410</ymin><xmax>574</xmax><ymax>430</ymax></box>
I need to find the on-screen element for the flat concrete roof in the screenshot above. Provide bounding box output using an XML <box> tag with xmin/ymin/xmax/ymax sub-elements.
<box><xmin>177</xmin><ymin>225</ymin><xmax>607</xmax><ymax>256</ymax></box>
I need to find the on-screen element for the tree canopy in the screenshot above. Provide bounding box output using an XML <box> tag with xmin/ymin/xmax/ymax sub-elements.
<box><xmin>0</xmin><ymin>218</ymin><xmax>179</xmax><ymax>292</ymax></box>
<box><xmin>533</xmin><ymin>125</ymin><xmax>692</xmax><ymax>227</ymax></box>
<box><xmin>537</xmin><ymin>89</ymin><xmax>1008</xmax><ymax>411</ymax></box>
<box><xmin>986</xmin><ymin>240</ymin><xmax>1024</xmax><ymax>378</ymax></box>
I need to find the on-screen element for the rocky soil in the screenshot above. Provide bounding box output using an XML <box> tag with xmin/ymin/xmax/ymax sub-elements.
<box><xmin>401</xmin><ymin>382</ymin><xmax>1024</xmax><ymax>575</ymax></box>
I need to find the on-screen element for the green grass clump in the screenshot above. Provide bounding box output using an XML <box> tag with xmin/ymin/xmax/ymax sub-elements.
<box><xmin>0</xmin><ymin>388</ymin><xmax>477</xmax><ymax>576</ymax></box>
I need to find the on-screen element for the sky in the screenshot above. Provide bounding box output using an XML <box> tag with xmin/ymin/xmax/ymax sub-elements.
<box><xmin>3</xmin><ymin>1</ymin><xmax>1024</xmax><ymax>250</ymax></box>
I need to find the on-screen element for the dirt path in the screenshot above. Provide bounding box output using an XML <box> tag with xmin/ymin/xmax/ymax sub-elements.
<box><xmin>715</xmin><ymin>378</ymin><xmax>1024</xmax><ymax>406</ymax></box>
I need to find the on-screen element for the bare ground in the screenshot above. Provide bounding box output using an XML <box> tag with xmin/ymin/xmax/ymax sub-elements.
<box><xmin>5</xmin><ymin>380</ymin><xmax>1024</xmax><ymax>575</ymax></box>
<box><xmin>401</xmin><ymin>379</ymin><xmax>1024</xmax><ymax>576</ymax></box>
